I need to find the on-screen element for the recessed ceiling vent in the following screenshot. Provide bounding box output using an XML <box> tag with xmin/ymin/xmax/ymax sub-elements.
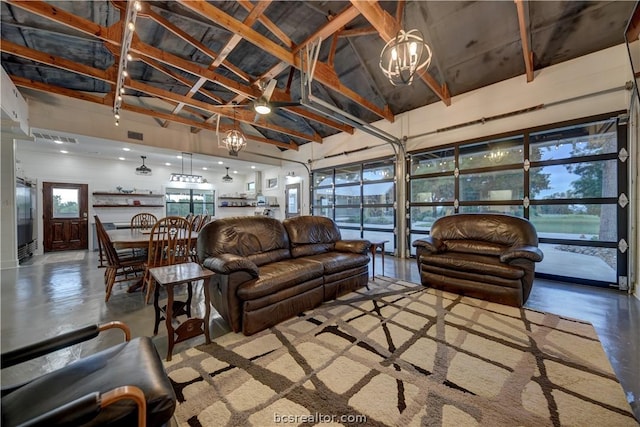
<box><xmin>32</xmin><ymin>132</ymin><xmax>78</xmax><ymax>143</ymax></box>
<box><xmin>128</xmin><ymin>131</ymin><xmax>143</xmax><ymax>141</ymax></box>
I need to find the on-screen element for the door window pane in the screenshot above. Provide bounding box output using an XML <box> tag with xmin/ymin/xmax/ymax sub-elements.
<box><xmin>459</xmin><ymin>205</ymin><xmax>524</xmax><ymax>216</ymax></box>
<box><xmin>364</xmin><ymin>207</ymin><xmax>394</xmax><ymax>229</ymax></box>
<box><xmin>530</xmin><ymin>160</ymin><xmax>617</xmax><ymax>199</ymax></box>
<box><xmin>363</xmin><ymin>183</ymin><xmax>394</xmax><ymax>204</ymax></box>
<box><xmin>334</xmin><ymin>185</ymin><xmax>360</xmax><ymax>205</ymax></box>
<box><xmin>313</xmin><ymin>190</ymin><xmax>334</xmax><ymax>207</ymax></box>
<box><xmin>537</xmin><ymin>243</ymin><xmax>616</xmax><ymax>282</ymax></box>
<box><xmin>410</xmin><ymin>176</ymin><xmax>455</xmax><ymax>202</ymax></box>
<box><xmin>459</xmin><ymin>170</ymin><xmax>523</xmax><ymax>201</ymax></box>
<box><xmin>53</xmin><ymin>188</ymin><xmax>79</xmax><ymax>218</ymax></box>
<box><xmin>313</xmin><ymin>207</ymin><xmax>333</xmax><ymax>219</ymax></box>
<box><xmin>363</xmin><ymin>161</ymin><xmax>394</xmax><ymax>181</ymax></box>
<box><xmin>459</xmin><ymin>136</ymin><xmax>524</xmax><ymax>169</ymax></box>
<box><xmin>335</xmin><ymin>165</ymin><xmax>361</xmax><ymax>184</ymax></box>
<box><xmin>410</xmin><ymin>149</ymin><xmax>455</xmax><ymax>175</ymax></box>
<box><xmin>530</xmin><ymin>204</ymin><xmax>617</xmax><ymax>242</ymax></box>
<box><xmin>530</xmin><ymin>119</ymin><xmax>617</xmax><ymax>161</ymax></box>
<box><xmin>335</xmin><ymin>207</ymin><xmax>361</xmax><ymax>227</ymax></box>
<box><xmin>410</xmin><ymin>206</ymin><xmax>454</xmax><ymax>231</ymax></box>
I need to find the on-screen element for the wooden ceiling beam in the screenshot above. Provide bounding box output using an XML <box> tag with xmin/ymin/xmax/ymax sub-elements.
<box><xmin>515</xmin><ymin>0</ymin><xmax>534</xmax><ymax>82</ymax></box>
<box><xmin>5</xmin><ymin>0</ymin><xmax>118</xmax><ymax>45</ymax></box>
<box><xmin>130</xmin><ymin>37</ymin><xmax>261</xmax><ymax>98</ymax></box>
<box><xmin>125</xmin><ymin>78</ymin><xmax>321</xmax><ymax>143</ymax></box>
<box><xmin>178</xmin><ymin>0</ymin><xmax>393</xmax><ymax>122</ymax></box>
<box><xmin>351</xmin><ymin>0</ymin><xmax>451</xmax><ymax>106</ymax></box>
<box><xmin>143</xmin><ymin>7</ymin><xmax>250</xmax><ymax>83</ymax></box>
<box><xmin>626</xmin><ymin>3</ymin><xmax>640</xmax><ymax>41</ymax></box>
<box><xmin>0</xmin><ymin>40</ymin><xmax>116</xmax><ymax>84</ymax></box>
<box><xmin>237</xmin><ymin>0</ymin><xmax>294</xmax><ymax>49</ymax></box>
<box><xmin>173</xmin><ymin>0</ymin><xmax>272</xmax><ymax>130</ymax></box>
<box><xmin>10</xmin><ymin>75</ymin><xmax>111</xmax><ymax>104</ymax></box>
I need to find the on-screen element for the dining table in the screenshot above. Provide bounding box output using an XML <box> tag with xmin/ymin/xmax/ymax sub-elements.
<box><xmin>106</xmin><ymin>228</ymin><xmax>200</xmax><ymax>293</ymax></box>
<box><xmin>106</xmin><ymin>228</ymin><xmax>199</xmax><ymax>250</ymax></box>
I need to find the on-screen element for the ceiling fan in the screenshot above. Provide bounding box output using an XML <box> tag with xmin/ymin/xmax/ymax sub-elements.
<box><xmin>211</xmin><ymin>79</ymin><xmax>301</xmax><ymax>116</ymax></box>
<box><xmin>251</xmin><ymin>79</ymin><xmax>301</xmax><ymax>115</ymax></box>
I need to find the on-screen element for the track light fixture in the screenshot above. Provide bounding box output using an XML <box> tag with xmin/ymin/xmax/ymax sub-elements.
<box><xmin>113</xmin><ymin>0</ymin><xmax>141</xmax><ymax>125</ymax></box>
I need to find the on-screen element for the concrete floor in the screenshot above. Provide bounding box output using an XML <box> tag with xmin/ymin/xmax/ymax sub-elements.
<box><xmin>1</xmin><ymin>250</ymin><xmax>639</xmax><ymax>422</ymax></box>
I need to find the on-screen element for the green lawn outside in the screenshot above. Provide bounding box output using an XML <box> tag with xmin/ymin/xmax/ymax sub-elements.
<box><xmin>529</xmin><ymin>214</ymin><xmax>600</xmax><ymax>234</ymax></box>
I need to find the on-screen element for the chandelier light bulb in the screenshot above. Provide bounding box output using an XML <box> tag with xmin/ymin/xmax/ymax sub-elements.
<box><xmin>134</xmin><ymin>1</ymin><xmax>142</xmax><ymax>12</ymax></box>
<box><xmin>114</xmin><ymin>112</ymin><xmax>120</xmax><ymax>120</ymax></box>
<box><xmin>122</xmin><ymin>70</ymin><xmax>128</xmax><ymax>77</ymax></box>
<box><xmin>127</xmin><ymin>21</ymin><xmax>135</xmax><ymax>31</ymax></box>
<box><xmin>120</xmin><ymin>87</ymin><xmax>125</xmax><ymax>94</ymax></box>
<box><xmin>126</xmin><ymin>53</ymin><xmax>133</xmax><ymax>61</ymax></box>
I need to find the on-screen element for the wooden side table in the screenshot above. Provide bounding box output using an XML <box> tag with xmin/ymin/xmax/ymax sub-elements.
<box><xmin>149</xmin><ymin>262</ymin><xmax>214</xmax><ymax>361</ymax></box>
<box><xmin>369</xmin><ymin>240</ymin><xmax>389</xmax><ymax>280</ymax></box>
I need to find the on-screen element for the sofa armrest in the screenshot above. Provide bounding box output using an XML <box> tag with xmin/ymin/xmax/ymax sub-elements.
<box><xmin>412</xmin><ymin>236</ymin><xmax>445</xmax><ymax>253</ymax></box>
<box><xmin>335</xmin><ymin>240</ymin><xmax>370</xmax><ymax>254</ymax></box>
<box><xmin>202</xmin><ymin>253</ymin><xmax>259</xmax><ymax>277</ymax></box>
<box><xmin>500</xmin><ymin>245</ymin><xmax>544</xmax><ymax>263</ymax></box>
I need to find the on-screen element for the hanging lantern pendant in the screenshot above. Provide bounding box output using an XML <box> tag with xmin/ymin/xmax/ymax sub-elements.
<box><xmin>380</xmin><ymin>28</ymin><xmax>432</xmax><ymax>86</ymax></box>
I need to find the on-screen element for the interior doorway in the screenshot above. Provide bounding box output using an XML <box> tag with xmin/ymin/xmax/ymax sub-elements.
<box><xmin>285</xmin><ymin>183</ymin><xmax>301</xmax><ymax>218</ymax></box>
<box><xmin>42</xmin><ymin>182</ymin><xmax>89</xmax><ymax>252</ymax></box>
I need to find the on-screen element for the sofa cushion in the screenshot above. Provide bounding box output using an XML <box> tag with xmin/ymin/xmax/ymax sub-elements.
<box><xmin>420</xmin><ymin>252</ymin><xmax>525</xmax><ymax>280</ymax></box>
<box><xmin>443</xmin><ymin>240</ymin><xmax>505</xmax><ymax>256</ymax></box>
<box><xmin>304</xmin><ymin>252</ymin><xmax>370</xmax><ymax>275</ymax></box>
<box><xmin>431</xmin><ymin>213</ymin><xmax>539</xmax><ymax>247</ymax></box>
<box><xmin>197</xmin><ymin>217</ymin><xmax>291</xmax><ymax>267</ymax></box>
<box><xmin>283</xmin><ymin>216</ymin><xmax>341</xmax><ymax>258</ymax></box>
<box><xmin>237</xmin><ymin>258</ymin><xmax>324</xmax><ymax>301</ymax></box>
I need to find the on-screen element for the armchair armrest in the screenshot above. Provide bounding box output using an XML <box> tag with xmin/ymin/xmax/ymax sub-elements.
<box><xmin>202</xmin><ymin>253</ymin><xmax>259</xmax><ymax>277</ymax></box>
<box><xmin>1</xmin><ymin>321</ymin><xmax>130</xmax><ymax>369</ymax></box>
<box><xmin>335</xmin><ymin>240</ymin><xmax>370</xmax><ymax>254</ymax></box>
<box><xmin>15</xmin><ymin>386</ymin><xmax>147</xmax><ymax>427</ymax></box>
<box><xmin>412</xmin><ymin>236</ymin><xmax>446</xmax><ymax>253</ymax></box>
<box><xmin>500</xmin><ymin>245</ymin><xmax>544</xmax><ymax>263</ymax></box>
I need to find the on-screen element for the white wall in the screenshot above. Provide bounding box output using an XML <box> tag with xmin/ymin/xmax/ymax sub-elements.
<box><xmin>15</xmin><ymin>148</ymin><xmax>252</xmax><ymax>253</ymax></box>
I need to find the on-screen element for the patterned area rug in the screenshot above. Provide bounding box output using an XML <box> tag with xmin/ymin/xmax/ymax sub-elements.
<box><xmin>165</xmin><ymin>277</ymin><xmax>637</xmax><ymax>426</ymax></box>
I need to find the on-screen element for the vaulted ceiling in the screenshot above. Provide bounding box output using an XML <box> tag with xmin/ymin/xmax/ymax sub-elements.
<box><xmin>1</xmin><ymin>1</ymin><xmax>635</xmax><ymax>152</ymax></box>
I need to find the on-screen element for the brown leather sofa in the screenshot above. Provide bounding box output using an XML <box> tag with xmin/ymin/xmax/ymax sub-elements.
<box><xmin>412</xmin><ymin>213</ymin><xmax>543</xmax><ymax>307</ymax></box>
<box><xmin>197</xmin><ymin>216</ymin><xmax>370</xmax><ymax>335</ymax></box>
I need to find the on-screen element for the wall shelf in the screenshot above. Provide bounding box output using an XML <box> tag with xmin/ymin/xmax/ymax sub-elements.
<box><xmin>92</xmin><ymin>191</ymin><xmax>164</xmax><ymax>209</ymax></box>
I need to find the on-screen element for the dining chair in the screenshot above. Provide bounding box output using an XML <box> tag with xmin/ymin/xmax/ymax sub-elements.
<box><xmin>130</xmin><ymin>212</ymin><xmax>157</xmax><ymax>230</ymax></box>
<box><xmin>189</xmin><ymin>214</ymin><xmax>203</xmax><ymax>232</ymax></box>
<box><xmin>142</xmin><ymin>216</ymin><xmax>193</xmax><ymax>304</ymax></box>
<box><xmin>95</xmin><ymin>216</ymin><xmax>146</xmax><ymax>302</ymax></box>
<box><xmin>198</xmin><ymin>214</ymin><xmax>211</xmax><ymax>231</ymax></box>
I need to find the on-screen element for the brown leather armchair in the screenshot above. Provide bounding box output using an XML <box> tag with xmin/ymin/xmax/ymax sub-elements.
<box><xmin>412</xmin><ymin>213</ymin><xmax>543</xmax><ymax>307</ymax></box>
<box><xmin>1</xmin><ymin>321</ymin><xmax>176</xmax><ymax>426</ymax></box>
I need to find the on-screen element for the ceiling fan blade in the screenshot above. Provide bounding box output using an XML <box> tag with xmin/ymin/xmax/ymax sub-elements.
<box><xmin>263</xmin><ymin>79</ymin><xmax>277</xmax><ymax>102</ymax></box>
<box><xmin>271</xmin><ymin>101</ymin><xmax>301</xmax><ymax>108</ymax></box>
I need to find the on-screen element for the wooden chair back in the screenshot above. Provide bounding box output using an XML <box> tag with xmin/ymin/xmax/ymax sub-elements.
<box><xmin>190</xmin><ymin>214</ymin><xmax>203</xmax><ymax>232</ymax></box>
<box><xmin>146</xmin><ymin>216</ymin><xmax>192</xmax><ymax>269</ymax></box>
<box><xmin>144</xmin><ymin>216</ymin><xmax>192</xmax><ymax>303</ymax></box>
<box><xmin>130</xmin><ymin>213</ymin><xmax>157</xmax><ymax>230</ymax></box>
